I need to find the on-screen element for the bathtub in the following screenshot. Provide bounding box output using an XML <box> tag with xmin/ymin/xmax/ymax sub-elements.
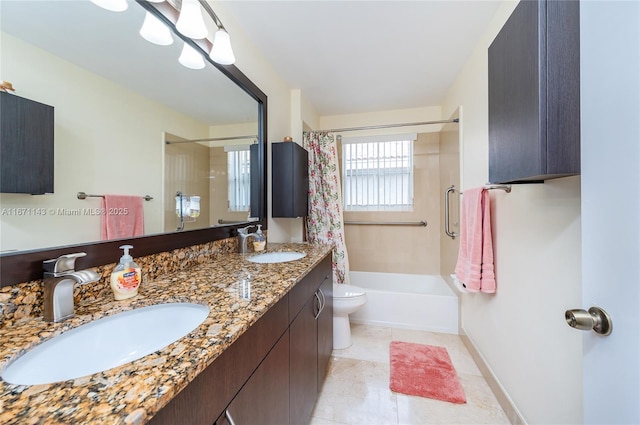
<box><xmin>348</xmin><ymin>272</ymin><xmax>459</xmax><ymax>334</ymax></box>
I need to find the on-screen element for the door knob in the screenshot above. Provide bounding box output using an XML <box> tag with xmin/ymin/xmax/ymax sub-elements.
<box><xmin>565</xmin><ymin>306</ymin><xmax>612</xmax><ymax>336</ymax></box>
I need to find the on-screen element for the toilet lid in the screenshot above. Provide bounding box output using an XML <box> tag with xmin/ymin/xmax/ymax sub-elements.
<box><xmin>333</xmin><ymin>284</ymin><xmax>366</xmax><ymax>298</ymax></box>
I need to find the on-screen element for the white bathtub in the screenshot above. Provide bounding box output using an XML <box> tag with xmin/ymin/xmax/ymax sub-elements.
<box><xmin>348</xmin><ymin>272</ymin><xmax>459</xmax><ymax>334</ymax></box>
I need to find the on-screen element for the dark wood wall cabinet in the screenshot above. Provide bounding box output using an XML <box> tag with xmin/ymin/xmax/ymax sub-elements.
<box><xmin>272</xmin><ymin>142</ymin><xmax>309</xmax><ymax>218</ymax></box>
<box><xmin>488</xmin><ymin>0</ymin><xmax>580</xmax><ymax>184</ymax></box>
<box><xmin>0</xmin><ymin>92</ymin><xmax>54</xmax><ymax>194</ymax></box>
<box><xmin>149</xmin><ymin>254</ymin><xmax>333</xmax><ymax>425</ymax></box>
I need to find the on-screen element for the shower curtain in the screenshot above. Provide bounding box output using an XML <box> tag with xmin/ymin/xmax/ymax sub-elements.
<box><xmin>303</xmin><ymin>131</ymin><xmax>350</xmax><ymax>284</ymax></box>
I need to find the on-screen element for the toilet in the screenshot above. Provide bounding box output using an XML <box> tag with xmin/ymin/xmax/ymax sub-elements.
<box><xmin>332</xmin><ymin>283</ymin><xmax>367</xmax><ymax>349</ymax></box>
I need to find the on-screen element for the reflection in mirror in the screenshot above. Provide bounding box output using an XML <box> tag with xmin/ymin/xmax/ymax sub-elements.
<box><xmin>163</xmin><ymin>131</ymin><xmax>258</xmax><ymax>232</ymax></box>
<box><xmin>0</xmin><ymin>0</ymin><xmax>261</xmax><ymax>253</ymax></box>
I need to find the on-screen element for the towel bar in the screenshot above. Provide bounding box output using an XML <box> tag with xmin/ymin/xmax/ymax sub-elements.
<box><xmin>77</xmin><ymin>192</ymin><xmax>153</xmax><ymax>201</ymax></box>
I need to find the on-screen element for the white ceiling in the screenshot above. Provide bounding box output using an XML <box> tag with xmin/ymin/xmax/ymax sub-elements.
<box><xmin>220</xmin><ymin>0</ymin><xmax>502</xmax><ymax>116</ymax></box>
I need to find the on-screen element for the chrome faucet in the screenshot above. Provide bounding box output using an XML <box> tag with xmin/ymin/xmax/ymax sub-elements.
<box><xmin>43</xmin><ymin>252</ymin><xmax>100</xmax><ymax>322</ymax></box>
<box><xmin>237</xmin><ymin>225</ymin><xmax>257</xmax><ymax>254</ymax></box>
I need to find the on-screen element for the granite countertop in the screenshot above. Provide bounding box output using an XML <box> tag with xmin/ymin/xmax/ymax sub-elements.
<box><xmin>0</xmin><ymin>243</ymin><xmax>332</xmax><ymax>425</ymax></box>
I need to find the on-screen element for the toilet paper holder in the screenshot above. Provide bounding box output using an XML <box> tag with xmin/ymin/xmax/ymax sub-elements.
<box><xmin>565</xmin><ymin>306</ymin><xmax>612</xmax><ymax>336</ymax></box>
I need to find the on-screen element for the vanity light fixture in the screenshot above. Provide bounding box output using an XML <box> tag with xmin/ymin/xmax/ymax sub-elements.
<box><xmin>144</xmin><ymin>0</ymin><xmax>238</xmax><ymax>67</ymax></box>
<box><xmin>178</xmin><ymin>42</ymin><xmax>206</xmax><ymax>70</ymax></box>
<box><xmin>209</xmin><ymin>29</ymin><xmax>235</xmax><ymax>65</ymax></box>
<box><xmin>176</xmin><ymin>0</ymin><xmax>208</xmax><ymax>40</ymax></box>
<box><xmin>139</xmin><ymin>11</ymin><xmax>174</xmax><ymax>46</ymax></box>
<box><xmin>90</xmin><ymin>0</ymin><xmax>128</xmax><ymax>12</ymax></box>
<box><xmin>91</xmin><ymin>0</ymin><xmax>236</xmax><ymax>67</ymax></box>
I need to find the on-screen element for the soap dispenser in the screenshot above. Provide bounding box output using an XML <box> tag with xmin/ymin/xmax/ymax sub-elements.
<box><xmin>110</xmin><ymin>245</ymin><xmax>142</xmax><ymax>300</ymax></box>
<box><xmin>253</xmin><ymin>224</ymin><xmax>266</xmax><ymax>251</ymax></box>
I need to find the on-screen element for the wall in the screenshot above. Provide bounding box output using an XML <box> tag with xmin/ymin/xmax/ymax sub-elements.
<box><xmin>0</xmin><ymin>33</ymin><xmax>210</xmax><ymax>252</ymax></box>
<box><xmin>441</xmin><ymin>1</ymin><xmax>583</xmax><ymax>423</ymax></box>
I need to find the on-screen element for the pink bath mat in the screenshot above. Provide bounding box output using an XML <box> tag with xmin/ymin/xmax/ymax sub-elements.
<box><xmin>389</xmin><ymin>341</ymin><xmax>466</xmax><ymax>404</ymax></box>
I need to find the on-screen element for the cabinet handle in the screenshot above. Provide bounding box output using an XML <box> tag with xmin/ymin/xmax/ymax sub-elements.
<box><xmin>314</xmin><ymin>290</ymin><xmax>322</xmax><ymax>320</ymax></box>
<box><xmin>318</xmin><ymin>287</ymin><xmax>326</xmax><ymax>314</ymax></box>
<box><xmin>225</xmin><ymin>409</ymin><xmax>237</xmax><ymax>425</ymax></box>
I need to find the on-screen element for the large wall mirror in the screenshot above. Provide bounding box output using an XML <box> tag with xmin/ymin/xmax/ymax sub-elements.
<box><xmin>0</xmin><ymin>0</ymin><xmax>267</xmax><ymax>286</ymax></box>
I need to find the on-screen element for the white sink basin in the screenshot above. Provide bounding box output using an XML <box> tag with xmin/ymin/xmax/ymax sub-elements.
<box><xmin>247</xmin><ymin>251</ymin><xmax>306</xmax><ymax>264</ymax></box>
<box><xmin>1</xmin><ymin>303</ymin><xmax>209</xmax><ymax>385</ymax></box>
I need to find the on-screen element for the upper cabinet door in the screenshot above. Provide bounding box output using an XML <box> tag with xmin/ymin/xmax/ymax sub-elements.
<box><xmin>488</xmin><ymin>0</ymin><xmax>580</xmax><ymax>184</ymax></box>
<box><xmin>0</xmin><ymin>92</ymin><xmax>54</xmax><ymax>194</ymax></box>
<box><xmin>272</xmin><ymin>142</ymin><xmax>309</xmax><ymax>218</ymax></box>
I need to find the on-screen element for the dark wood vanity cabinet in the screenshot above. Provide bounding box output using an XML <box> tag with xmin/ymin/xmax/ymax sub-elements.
<box><xmin>0</xmin><ymin>92</ymin><xmax>54</xmax><ymax>194</ymax></box>
<box><xmin>316</xmin><ymin>276</ymin><xmax>333</xmax><ymax>390</ymax></box>
<box><xmin>488</xmin><ymin>0</ymin><xmax>580</xmax><ymax>184</ymax></box>
<box><xmin>216</xmin><ymin>331</ymin><xmax>290</xmax><ymax>425</ymax></box>
<box><xmin>289</xmin><ymin>255</ymin><xmax>333</xmax><ymax>425</ymax></box>
<box><xmin>290</xmin><ymin>293</ymin><xmax>320</xmax><ymax>424</ymax></box>
<box><xmin>272</xmin><ymin>142</ymin><xmax>309</xmax><ymax>218</ymax></box>
<box><xmin>148</xmin><ymin>296</ymin><xmax>289</xmax><ymax>425</ymax></box>
<box><xmin>149</xmin><ymin>254</ymin><xmax>333</xmax><ymax>425</ymax></box>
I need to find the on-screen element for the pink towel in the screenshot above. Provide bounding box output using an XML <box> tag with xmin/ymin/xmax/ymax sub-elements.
<box><xmin>454</xmin><ymin>187</ymin><xmax>496</xmax><ymax>293</ymax></box>
<box><xmin>100</xmin><ymin>195</ymin><xmax>145</xmax><ymax>240</ymax></box>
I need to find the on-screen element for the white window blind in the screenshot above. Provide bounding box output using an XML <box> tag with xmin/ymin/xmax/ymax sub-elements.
<box><xmin>342</xmin><ymin>134</ymin><xmax>415</xmax><ymax>211</ymax></box>
<box><xmin>227</xmin><ymin>148</ymin><xmax>251</xmax><ymax>211</ymax></box>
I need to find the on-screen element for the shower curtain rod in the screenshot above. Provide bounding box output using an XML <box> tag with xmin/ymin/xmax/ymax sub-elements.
<box><xmin>325</xmin><ymin>118</ymin><xmax>459</xmax><ymax>133</ymax></box>
<box><xmin>165</xmin><ymin>135</ymin><xmax>258</xmax><ymax>145</ymax></box>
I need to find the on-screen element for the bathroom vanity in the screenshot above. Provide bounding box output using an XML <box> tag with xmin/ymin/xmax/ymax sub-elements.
<box><xmin>0</xmin><ymin>244</ymin><xmax>333</xmax><ymax>425</ymax></box>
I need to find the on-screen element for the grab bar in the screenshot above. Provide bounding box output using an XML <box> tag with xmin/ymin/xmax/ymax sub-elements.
<box><xmin>444</xmin><ymin>185</ymin><xmax>459</xmax><ymax>239</ymax></box>
<box><xmin>344</xmin><ymin>220</ymin><xmax>427</xmax><ymax>227</ymax></box>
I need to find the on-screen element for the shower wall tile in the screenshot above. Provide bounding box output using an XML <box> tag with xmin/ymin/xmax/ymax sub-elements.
<box><xmin>344</xmin><ymin>132</ymin><xmax>442</xmax><ymax>274</ymax></box>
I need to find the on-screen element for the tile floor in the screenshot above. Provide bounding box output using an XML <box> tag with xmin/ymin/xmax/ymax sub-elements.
<box><xmin>309</xmin><ymin>324</ymin><xmax>510</xmax><ymax>425</ymax></box>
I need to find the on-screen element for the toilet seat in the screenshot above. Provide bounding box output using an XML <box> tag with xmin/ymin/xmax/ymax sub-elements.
<box><xmin>333</xmin><ymin>284</ymin><xmax>366</xmax><ymax>298</ymax></box>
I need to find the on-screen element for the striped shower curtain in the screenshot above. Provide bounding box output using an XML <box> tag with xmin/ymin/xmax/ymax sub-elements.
<box><xmin>303</xmin><ymin>131</ymin><xmax>350</xmax><ymax>284</ymax></box>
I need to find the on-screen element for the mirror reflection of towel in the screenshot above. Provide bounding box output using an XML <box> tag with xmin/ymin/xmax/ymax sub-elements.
<box><xmin>100</xmin><ymin>195</ymin><xmax>144</xmax><ymax>240</ymax></box>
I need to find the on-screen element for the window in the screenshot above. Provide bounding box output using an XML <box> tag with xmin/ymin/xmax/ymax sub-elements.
<box><xmin>342</xmin><ymin>134</ymin><xmax>415</xmax><ymax>211</ymax></box>
<box><xmin>227</xmin><ymin>147</ymin><xmax>251</xmax><ymax>211</ymax></box>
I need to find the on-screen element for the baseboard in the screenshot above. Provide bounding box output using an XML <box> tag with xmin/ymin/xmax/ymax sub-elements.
<box><xmin>460</xmin><ymin>329</ymin><xmax>527</xmax><ymax>425</ymax></box>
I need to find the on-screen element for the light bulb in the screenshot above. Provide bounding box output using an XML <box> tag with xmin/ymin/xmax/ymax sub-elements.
<box><xmin>176</xmin><ymin>0</ymin><xmax>208</xmax><ymax>39</ymax></box>
<box><xmin>139</xmin><ymin>12</ymin><xmax>173</xmax><ymax>46</ymax></box>
<box><xmin>90</xmin><ymin>0</ymin><xmax>128</xmax><ymax>12</ymax></box>
<box><xmin>209</xmin><ymin>29</ymin><xmax>236</xmax><ymax>65</ymax></box>
<box><xmin>179</xmin><ymin>43</ymin><xmax>205</xmax><ymax>70</ymax></box>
